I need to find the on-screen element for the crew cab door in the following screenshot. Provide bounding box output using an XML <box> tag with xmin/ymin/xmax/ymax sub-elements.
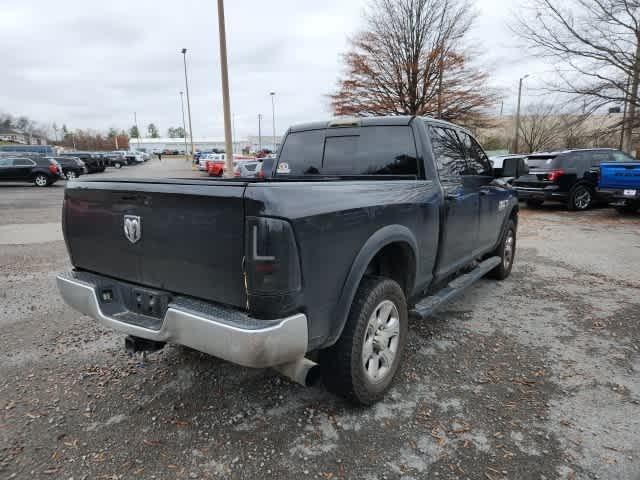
<box><xmin>428</xmin><ymin>126</ymin><xmax>479</xmax><ymax>278</ymax></box>
<box><xmin>458</xmin><ymin>131</ymin><xmax>507</xmax><ymax>253</ymax></box>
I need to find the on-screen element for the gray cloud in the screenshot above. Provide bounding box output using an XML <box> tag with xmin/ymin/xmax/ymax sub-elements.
<box><xmin>1</xmin><ymin>0</ymin><xmax>544</xmax><ymax>138</ymax></box>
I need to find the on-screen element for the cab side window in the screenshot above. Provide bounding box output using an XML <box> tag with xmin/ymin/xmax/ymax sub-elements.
<box><xmin>611</xmin><ymin>151</ymin><xmax>636</xmax><ymax>162</ymax></box>
<box><xmin>429</xmin><ymin>127</ymin><xmax>467</xmax><ymax>177</ymax></box>
<box><xmin>459</xmin><ymin>132</ymin><xmax>492</xmax><ymax>176</ymax></box>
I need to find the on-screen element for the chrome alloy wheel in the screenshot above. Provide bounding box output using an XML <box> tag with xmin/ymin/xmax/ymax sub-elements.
<box><xmin>504</xmin><ymin>229</ymin><xmax>515</xmax><ymax>269</ymax></box>
<box><xmin>362</xmin><ymin>300</ymin><xmax>400</xmax><ymax>382</ymax></box>
<box><xmin>574</xmin><ymin>186</ymin><xmax>591</xmax><ymax>209</ymax></box>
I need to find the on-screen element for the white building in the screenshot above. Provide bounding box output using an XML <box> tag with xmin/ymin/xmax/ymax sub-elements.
<box><xmin>129</xmin><ymin>135</ymin><xmax>282</xmax><ymax>154</ymax></box>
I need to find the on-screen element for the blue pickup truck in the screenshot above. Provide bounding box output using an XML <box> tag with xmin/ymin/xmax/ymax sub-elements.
<box><xmin>598</xmin><ymin>155</ymin><xmax>640</xmax><ymax>213</ymax></box>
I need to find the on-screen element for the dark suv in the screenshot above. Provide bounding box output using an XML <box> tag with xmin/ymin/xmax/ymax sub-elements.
<box><xmin>48</xmin><ymin>156</ymin><xmax>86</xmax><ymax>179</ymax></box>
<box><xmin>513</xmin><ymin>148</ymin><xmax>634</xmax><ymax>210</ymax></box>
<box><xmin>0</xmin><ymin>156</ymin><xmax>63</xmax><ymax>186</ymax></box>
<box><xmin>59</xmin><ymin>152</ymin><xmax>106</xmax><ymax>173</ymax></box>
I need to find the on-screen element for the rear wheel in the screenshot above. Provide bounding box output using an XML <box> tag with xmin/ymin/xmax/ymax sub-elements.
<box><xmin>320</xmin><ymin>277</ymin><xmax>408</xmax><ymax>405</ymax></box>
<box><xmin>526</xmin><ymin>199</ymin><xmax>544</xmax><ymax>208</ymax></box>
<box><xmin>34</xmin><ymin>174</ymin><xmax>49</xmax><ymax>187</ymax></box>
<box><xmin>488</xmin><ymin>219</ymin><xmax>516</xmax><ymax>280</ymax></box>
<box><xmin>568</xmin><ymin>185</ymin><xmax>593</xmax><ymax>211</ymax></box>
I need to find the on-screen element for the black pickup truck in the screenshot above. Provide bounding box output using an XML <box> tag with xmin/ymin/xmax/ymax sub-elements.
<box><xmin>57</xmin><ymin>116</ymin><xmax>519</xmax><ymax>404</ymax></box>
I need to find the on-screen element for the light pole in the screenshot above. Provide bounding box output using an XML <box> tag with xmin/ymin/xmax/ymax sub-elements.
<box><xmin>133</xmin><ymin>111</ymin><xmax>141</xmax><ymax>150</ymax></box>
<box><xmin>513</xmin><ymin>75</ymin><xmax>529</xmax><ymax>154</ymax></box>
<box><xmin>270</xmin><ymin>91</ymin><xmax>276</xmax><ymax>152</ymax></box>
<box><xmin>179</xmin><ymin>91</ymin><xmax>189</xmax><ymax>159</ymax></box>
<box><xmin>258</xmin><ymin>114</ymin><xmax>262</xmax><ymax>151</ymax></box>
<box><xmin>215</xmin><ymin>0</ymin><xmax>234</xmax><ymax>177</ymax></box>
<box><xmin>181</xmin><ymin>48</ymin><xmax>196</xmax><ymax>162</ymax></box>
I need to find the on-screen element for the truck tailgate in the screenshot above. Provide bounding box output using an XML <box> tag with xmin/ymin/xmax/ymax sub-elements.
<box><xmin>63</xmin><ymin>180</ymin><xmax>248</xmax><ymax>308</ymax></box>
<box><xmin>599</xmin><ymin>162</ymin><xmax>640</xmax><ymax>189</ymax></box>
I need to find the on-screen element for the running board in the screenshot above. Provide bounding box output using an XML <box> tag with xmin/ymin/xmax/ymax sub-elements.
<box><xmin>410</xmin><ymin>256</ymin><xmax>501</xmax><ymax>320</ymax></box>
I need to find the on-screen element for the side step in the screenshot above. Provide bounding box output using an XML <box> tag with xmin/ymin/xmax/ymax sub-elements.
<box><xmin>410</xmin><ymin>256</ymin><xmax>501</xmax><ymax>320</ymax></box>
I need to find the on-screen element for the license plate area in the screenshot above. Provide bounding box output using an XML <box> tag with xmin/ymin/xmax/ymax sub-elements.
<box><xmin>623</xmin><ymin>189</ymin><xmax>637</xmax><ymax>197</ymax></box>
<box><xmin>121</xmin><ymin>287</ymin><xmax>171</xmax><ymax>319</ymax></box>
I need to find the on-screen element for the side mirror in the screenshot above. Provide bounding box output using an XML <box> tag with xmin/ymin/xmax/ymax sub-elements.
<box><xmin>501</xmin><ymin>158</ymin><xmax>529</xmax><ymax>178</ymax></box>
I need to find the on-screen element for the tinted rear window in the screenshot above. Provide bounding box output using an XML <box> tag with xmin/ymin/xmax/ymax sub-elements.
<box><xmin>526</xmin><ymin>156</ymin><xmax>557</xmax><ymax>169</ymax></box>
<box><xmin>277</xmin><ymin>126</ymin><xmax>418</xmax><ymax>177</ymax></box>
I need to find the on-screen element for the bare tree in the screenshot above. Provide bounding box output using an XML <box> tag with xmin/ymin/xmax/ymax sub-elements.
<box><xmin>330</xmin><ymin>0</ymin><xmax>497</xmax><ymax>126</ymax></box>
<box><xmin>515</xmin><ymin>0</ymin><xmax>640</xmax><ymax>153</ymax></box>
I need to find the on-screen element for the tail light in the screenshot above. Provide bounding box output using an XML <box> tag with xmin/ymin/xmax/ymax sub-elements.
<box><xmin>234</xmin><ymin>169</ymin><xmax>241</xmax><ymax>177</ymax></box>
<box><xmin>244</xmin><ymin>217</ymin><xmax>301</xmax><ymax>295</ymax></box>
<box><xmin>256</xmin><ymin>169</ymin><xmax>264</xmax><ymax>179</ymax></box>
<box><xmin>546</xmin><ymin>169</ymin><xmax>565</xmax><ymax>182</ymax></box>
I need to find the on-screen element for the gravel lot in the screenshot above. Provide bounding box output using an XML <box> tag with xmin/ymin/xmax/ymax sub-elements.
<box><xmin>1</xmin><ymin>159</ymin><xmax>639</xmax><ymax>480</ymax></box>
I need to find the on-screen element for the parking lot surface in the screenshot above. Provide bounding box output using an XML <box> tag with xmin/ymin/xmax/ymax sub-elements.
<box><xmin>1</xmin><ymin>160</ymin><xmax>639</xmax><ymax>479</ymax></box>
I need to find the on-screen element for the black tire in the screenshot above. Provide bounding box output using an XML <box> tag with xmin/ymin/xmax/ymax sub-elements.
<box><xmin>114</xmin><ymin>162</ymin><xmax>122</xmax><ymax>169</ymax></box>
<box><xmin>568</xmin><ymin>184</ymin><xmax>593</xmax><ymax>211</ymax></box>
<box><xmin>33</xmin><ymin>173</ymin><xmax>50</xmax><ymax>187</ymax></box>
<box><xmin>526</xmin><ymin>199</ymin><xmax>544</xmax><ymax>208</ymax></box>
<box><xmin>320</xmin><ymin>277</ymin><xmax>408</xmax><ymax>405</ymax></box>
<box><xmin>488</xmin><ymin>219</ymin><xmax>516</xmax><ymax>280</ymax></box>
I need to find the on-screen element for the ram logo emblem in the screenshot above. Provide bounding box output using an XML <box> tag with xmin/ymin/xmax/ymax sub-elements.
<box><xmin>123</xmin><ymin>215</ymin><xmax>142</xmax><ymax>244</ymax></box>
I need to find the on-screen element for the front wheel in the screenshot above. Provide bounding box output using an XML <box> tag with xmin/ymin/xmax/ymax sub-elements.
<box><xmin>488</xmin><ymin>219</ymin><xmax>516</xmax><ymax>280</ymax></box>
<box><xmin>568</xmin><ymin>185</ymin><xmax>593</xmax><ymax>211</ymax></box>
<box><xmin>114</xmin><ymin>162</ymin><xmax>122</xmax><ymax>169</ymax></box>
<box><xmin>34</xmin><ymin>174</ymin><xmax>49</xmax><ymax>187</ymax></box>
<box><xmin>65</xmin><ymin>170</ymin><xmax>77</xmax><ymax>180</ymax></box>
<box><xmin>320</xmin><ymin>277</ymin><xmax>408</xmax><ymax>405</ymax></box>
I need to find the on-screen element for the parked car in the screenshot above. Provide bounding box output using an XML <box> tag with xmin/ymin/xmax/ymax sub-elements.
<box><xmin>59</xmin><ymin>152</ymin><xmax>106</xmax><ymax>173</ymax></box>
<box><xmin>57</xmin><ymin>116</ymin><xmax>519</xmax><ymax>405</ymax></box>
<box><xmin>0</xmin><ymin>156</ymin><xmax>62</xmax><ymax>186</ymax></box>
<box><xmin>48</xmin><ymin>156</ymin><xmax>85</xmax><ymax>179</ymax></box>
<box><xmin>598</xmin><ymin>153</ymin><xmax>640</xmax><ymax>213</ymax></box>
<box><xmin>233</xmin><ymin>160</ymin><xmax>262</xmax><ymax>178</ymax></box>
<box><xmin>513</xmin><ymin>148</ymin><xmax>623</xmax><ymax>210</ymax></box>
<box><xmin>104</xmin><ymin>152</ymin><xmax>126</xmax><ymax>169</ymax></box>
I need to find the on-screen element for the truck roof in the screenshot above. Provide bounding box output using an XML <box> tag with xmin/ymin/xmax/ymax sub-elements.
<box><xmin>288</xmin><ymin>115</ymin><xmax>468</xmax><ymax>134</ymax></box>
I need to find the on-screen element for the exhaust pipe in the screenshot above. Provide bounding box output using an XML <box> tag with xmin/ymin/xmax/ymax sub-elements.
<box><xmin>273</xmin><ymin>357</ymin><xmax>321</xmax><ymax>387</ymax></box>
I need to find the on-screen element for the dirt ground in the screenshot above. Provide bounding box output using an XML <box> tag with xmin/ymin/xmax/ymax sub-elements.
<box><xmin>1</xmin><ymin>161</ymin><xmax>639</xmax><ymax>479</ymax></box>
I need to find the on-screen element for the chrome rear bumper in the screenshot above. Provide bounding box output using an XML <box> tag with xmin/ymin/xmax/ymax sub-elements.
<box><xmin>56</xmin><ymin>272</ymin><xmax>308</xmax><ymax>368</ymax></box>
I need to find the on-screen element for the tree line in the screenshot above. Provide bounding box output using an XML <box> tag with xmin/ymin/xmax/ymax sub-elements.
<box><xmin>331</xmin><ymin>0</ymin><xmax>640</xmax><ymax>153</ymax></box>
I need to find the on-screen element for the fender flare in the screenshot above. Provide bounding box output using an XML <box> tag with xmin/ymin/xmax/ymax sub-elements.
<box><xmin>325</xmin><ymin>224</ymin><xmax>419</xmax><ymax>347</ymax></box>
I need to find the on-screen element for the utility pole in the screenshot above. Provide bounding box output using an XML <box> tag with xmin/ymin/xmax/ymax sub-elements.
<box><xmin>620</xmin><ymin>76</ymin><xmax>631</xmax><ymax>151</ymax></box>
<box><xmin>215</xmin><ymin>0</ymin><xmax>234</xmax><ymax>177</ymax></box>
<box><xmin>180</xmin><ymin>91</ymin><xmax>189</xmax><ymax>159</ymax></box>
<box><xmin>181</xmin><ymin>48</ymin><xmax>196</xmax><ymax>162</ymax></box>
<box><xmin>513</xmin><ymin>75</ymin><xmax>529</xmax><ymax>154</ymax></box>
<box><xmin>270</xmin><ymin>92</ymin><xmax>276</xmax><ymax>152</ymax></box>
<box><xmin>623</xmin><ymin>42</ymin><xmax>640</xmax><ymax>154</ymax></box>
<box><xmin>134</xmin><ymin>112</ymin><xmax>141</xmax><ymax>150</ymax></box>
<box><xmin>258</xmin><ymin>114</ymin><xmax>262</xmax><ymax>151</ymax></box>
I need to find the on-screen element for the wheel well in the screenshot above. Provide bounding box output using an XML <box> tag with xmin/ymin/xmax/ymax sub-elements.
<box><xmin>363</xmin><ymin>242</ymin><xmax>415</xmax><ymax>297</ymax></box>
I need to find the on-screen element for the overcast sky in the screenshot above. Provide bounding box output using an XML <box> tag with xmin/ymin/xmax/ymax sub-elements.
<box><xmin>0</xmin><ymin>0</ymin><xmax>551</xmax><ymax>139</ymax></box>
